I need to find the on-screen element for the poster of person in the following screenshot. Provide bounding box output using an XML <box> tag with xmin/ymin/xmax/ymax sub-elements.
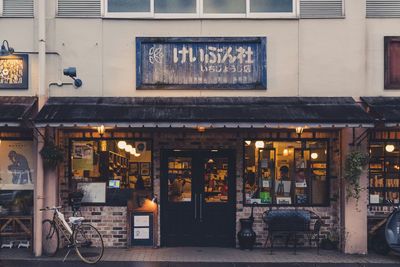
<box><xmin>72</xmin><ymin>141</ymin><xmax>95</xmax><ymax>171</ymax></box>
<box><xmin>0</xmin><ymin>140</ymin><xmax>34</xmax><ymax>190</ymax></box>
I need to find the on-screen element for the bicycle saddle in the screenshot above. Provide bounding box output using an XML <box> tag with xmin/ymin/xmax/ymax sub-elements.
<box><xmin>69</xmin><ymin>216</ymin><xmax>85</xmax><ymax>224</ymax></box>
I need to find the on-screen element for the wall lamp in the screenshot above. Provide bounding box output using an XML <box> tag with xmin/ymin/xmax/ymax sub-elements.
<box><xmin>63</xmin><ymin>67</ymin><xmax>82</xmax><ymax>88</ymax></box>
<box><xmin>97</xmin><ymin>125</ymin><xmax>105</xmax><ymax>137</ymax></box>
<box><xmin>0</xmin><ymin>40</ymin><xmax>14</xmax><ymax>56</ymax></box>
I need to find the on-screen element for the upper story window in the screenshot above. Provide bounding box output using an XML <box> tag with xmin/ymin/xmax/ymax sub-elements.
<box><xmin>105</xmin><ymin>0</ymin><xmax>297</xmax><ymax>18</ymax></box>
<box><xmin>385</xmin><ymin>37</ymin><xmax>400</xmax><ymax>90</ymax></box>
<box><xmin>0</xmin><ymin>0</ymin><xmax>34</xmax><ymax>17</ymax></box>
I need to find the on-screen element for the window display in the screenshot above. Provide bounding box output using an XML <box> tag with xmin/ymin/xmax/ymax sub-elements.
<box><xmin>71</xmin><ymin>139</ymin><xmax>152</xmax><ymax>190</ymax></box>
<box><xmin>369</xmin><ymin>141</ymin><xmax>400</xmax><ymax>204</ymax></box>
<box><xmin>244</xmin><ymin>140</ymin><xmax>328</xmax><ymax>206</ymax></box>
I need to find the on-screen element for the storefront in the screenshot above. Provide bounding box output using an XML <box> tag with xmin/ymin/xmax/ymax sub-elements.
<box><xmin>0</xmin><ymin>97</ymin><xmax>37</xmax><ymax>247</ymax></box>
<box><xmin>34</xmin><ymin>96</ymin><xmax>374</xmax><ymax>248</ymax></box>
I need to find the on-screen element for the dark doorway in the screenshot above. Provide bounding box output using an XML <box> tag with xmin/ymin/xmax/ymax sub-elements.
<box><xmin>161</xmin><ymin>150</ymin><xmax>236</xmax><ymax>247</ymax></box>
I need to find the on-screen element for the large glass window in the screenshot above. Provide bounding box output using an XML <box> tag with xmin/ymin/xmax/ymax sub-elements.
<box><xmin>105</xmin><ymin>0</ymin><xmax>296</xmax><ymax>18</ymax></box>
<box><xmin>244</xmin><ymin>140</ymin><xmax>329</xmax><ymax>206</ymax></box>
<box><xmin>71</xmin><ymin>139</ymin><xmax>152</xmax><ymax>191</ymax></box>
<box><xmin>369</xmin><ymin>141</ymin><xmax>400</xmax><ymax>204</ymax></box>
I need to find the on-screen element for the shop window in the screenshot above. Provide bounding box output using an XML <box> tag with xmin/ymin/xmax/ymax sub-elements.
<box><xmin>70</xmin><ymin>139</ymin><xmax>152</xmax><ymax>192</ymax></box>
<box><xmin>243</xmin><ymin>140</ymin><xmax>329</xmax><ymax>206</ymax></box>
<box><xmin>105</xmin><ymin>0</ymin><xmax>296</xmax><ymax>18</ymax></box>
<box><xmin>0</xmin><ymin>140</ymin><xmax>34</xmax><ymax>216</ymax></box>
<box><xmin>384</xmin><ymin>36</ymin><xmax>400</xmax><ymax>89</ymax></box>
<box><xmin>369</xmin><ymin>141</ymin><xmax>400</xmax><ymax>204</ymax></box>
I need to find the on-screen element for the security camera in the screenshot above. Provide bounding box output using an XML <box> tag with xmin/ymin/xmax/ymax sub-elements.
<box><xmin>63</xmin><ymin>67</ymin><xmax>82</xmax><ymax>88</ymax></box>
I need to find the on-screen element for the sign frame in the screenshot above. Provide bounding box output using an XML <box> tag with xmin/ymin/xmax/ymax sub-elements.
<box><xmin>136</xmin><ymin>37</ymin><xmax>267</xmax><ymax>90</ymax></box>
<box><xmin>0</xmin><ymin>54</ymin><xmax>29</xmax><ymax>90</ymax></box>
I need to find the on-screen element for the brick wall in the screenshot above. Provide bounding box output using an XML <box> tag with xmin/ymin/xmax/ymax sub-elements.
<box><xmin>57</xmin><ymin>128</ymin><xmax>341</xmax><ymax>248</ymax></box>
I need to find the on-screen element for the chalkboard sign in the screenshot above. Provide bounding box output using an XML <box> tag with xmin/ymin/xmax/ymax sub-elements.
<box><xmin>136</xmin><ymin>37</ymin><xmax>267</xmax><ymax>90</ymax></box>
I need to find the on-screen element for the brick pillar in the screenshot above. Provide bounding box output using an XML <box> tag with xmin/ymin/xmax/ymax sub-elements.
<box><xmin>342</xmin><ymin>128</ymin><xmax>368</xmax><ymax>254</ymax></box>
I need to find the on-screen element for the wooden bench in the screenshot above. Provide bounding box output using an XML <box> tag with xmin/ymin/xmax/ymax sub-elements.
<box><xmin>262</xmin><ymin>209</ymin><xmax>323</xmax><ymax>254</ymax></box>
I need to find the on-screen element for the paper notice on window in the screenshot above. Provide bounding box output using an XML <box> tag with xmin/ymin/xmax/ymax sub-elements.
<box><xmin>262</xmin><ymin>180</ymin><xmax>270</xmax><ymax>188</ymax></box>
<box><xmin>133</xmin><ymin>228</ymin><xmax>149</xmax><ymax>239</ymax></box>
<box><xmin>134</xmin><ymin>215</ymin><xmax>149</xmax><ymax>227</ymax></box>
<box><xmin>370</xmin><ymin>194</ymin><xmax>379</xmax><ymax>204</ymax></box>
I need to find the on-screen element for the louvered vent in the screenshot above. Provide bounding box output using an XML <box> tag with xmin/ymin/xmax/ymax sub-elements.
<box><xmin>2</xmin><ymin>0</ymin><xmax>34</xmax><ymax>17</ymax></box>
<box><xmin>367</xmin><ymin>0</ymin><xmax>400</xmax><ymax>18</ymax></box>
<box><xmin>57</xmin><ymin>0</ymin><xmax>101</xmax><ymax>17</ymax></box>
<box><xmin>300</xmin><ymin>0</ymin><xmax>343</xmax><ymax>18</ymax></box>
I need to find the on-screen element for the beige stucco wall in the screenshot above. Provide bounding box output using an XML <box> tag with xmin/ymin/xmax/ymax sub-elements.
<box><xmin>0</xmin><ymin>0</ymin><xmax>398</xmax><ymax>98</ymax></box>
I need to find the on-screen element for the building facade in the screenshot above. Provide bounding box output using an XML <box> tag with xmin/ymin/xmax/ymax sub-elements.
<box><xmin>1</xmin><ymin>0</ymin><xmax>400</xmax><ymax>256</ymax></box>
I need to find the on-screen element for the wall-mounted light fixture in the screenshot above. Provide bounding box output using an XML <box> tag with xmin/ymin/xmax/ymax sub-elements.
<box><xmin>0</xmin><ymin>40</ymin><xmax>14</xmax><ymax>56</ymax></box>
<box><xmin>63</xmin><ymin>67</ymin><xmax>83</xmax><ymax>88</ymax></box>
<box><xmin>255</xmin><ymin>141</ymin><xmax>264</xmax><ymax>149</ymax></box>
<box><xmin>311</xmin><ymin>152</ymin><xmax>318</xmax><ymax>159</ymax></box>
<box><xmin>296</xmin><ymin>127</ymin><xmax>304</xmax><ymax>135</ymax></box>
<box><xmin>97</xmin><ymin>125</ymin><xmax>105</xmax><ymax>137</ymax></box>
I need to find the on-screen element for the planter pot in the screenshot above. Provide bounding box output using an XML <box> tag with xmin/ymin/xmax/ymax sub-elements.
<box><xmin>238</xmin><ymin>218</ymin><xmax>256</xmax><ymax>250</ymax></box>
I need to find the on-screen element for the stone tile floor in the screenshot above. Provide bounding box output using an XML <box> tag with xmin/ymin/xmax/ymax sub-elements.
<box><xmin>0</xmin><ymin>247</ymin><xmax>399</xmax><ymax>264</ymax></box>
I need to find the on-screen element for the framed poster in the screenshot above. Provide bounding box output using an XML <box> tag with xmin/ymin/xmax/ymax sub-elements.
<box><xmin>77</xmin><ymin>182</ymin><xmax>106</xmax><ymax>203</ymax></box>
<box><xmin>129</xmin><ymin>162</ymin><xmax>139</xmax><ymax>175</ymax></box>
<box><xmin>140</xmin><ymin>163</ymin><xmax>151</xmax><ymax>176</ymax></box>
<box><xmin>0</xmin><ymin>140</ymin><xmax>34</xmax><ymax>190</ymax></box>
<box><xmin>0</xmin><ymin>54</ymin><xmax>29</xmax><ymax>89</ymax></box>
<box><xmin>72</xmin><ymin>141</ymin><xmax>95</xmax><ymax>171</ymax></box>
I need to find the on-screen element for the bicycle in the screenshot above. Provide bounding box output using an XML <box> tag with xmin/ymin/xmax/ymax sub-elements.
<box><xmin>40</xmin><ymin>206</ymin><xmax>104</xmax><ymax>264</ymax></box>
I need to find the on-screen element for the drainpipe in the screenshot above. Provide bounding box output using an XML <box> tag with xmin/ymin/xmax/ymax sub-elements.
<box><xmin>34</xmin><ymin>0</ymin><xmax>46</xmax><ymax>257</ymax></box>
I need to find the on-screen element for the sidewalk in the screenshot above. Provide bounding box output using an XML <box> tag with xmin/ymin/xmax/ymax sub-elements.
<box><xmin>0</xmin><ymin>247</ymin><xmax>399</xmax><ymax>264</ymax></box>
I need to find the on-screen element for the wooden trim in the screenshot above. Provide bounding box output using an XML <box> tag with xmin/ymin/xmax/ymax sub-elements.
<box><xmin>384</xmin><ymin>36</ymin><xmax>400</xmax><ymax>89</ymax></box>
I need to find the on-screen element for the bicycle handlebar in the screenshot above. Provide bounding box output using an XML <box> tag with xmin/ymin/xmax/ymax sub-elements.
<box><xmin>39</xmin><ymin>206</ymin><xmax>62</xmax><ymax>211</ymax></box>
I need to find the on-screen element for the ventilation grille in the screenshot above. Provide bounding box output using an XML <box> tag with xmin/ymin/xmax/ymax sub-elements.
<box><xmin>2</xmin><ymin>0</ymin><xmax>34</xmax><ymax>17</ymax></box>
<box><xmin>367</xmin><ymin>0</ymin><xmax>400</xmax><ymax>18</ymax></box>
<box><xmin>57</xmin><ymin>0</ymin><xmax>101</xmax><ymax>18</ymax></box>
<box><xmin>300</xmin><ymin>0</ymin><xmax>343</xmax><ymax>18</ymax></box>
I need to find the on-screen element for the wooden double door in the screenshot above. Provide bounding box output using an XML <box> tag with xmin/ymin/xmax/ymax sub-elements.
<box><xmin>161</xmin><ymin>150</ymin><xmax>236</xmax><ymax>247</ymax></box>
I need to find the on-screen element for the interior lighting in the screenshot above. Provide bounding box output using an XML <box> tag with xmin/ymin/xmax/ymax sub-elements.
<box><xmin>295</xmin><ymin>127</ymin><xmax>304</xmax><ymax>134</ymax></box>
<box><xmin>283</xmin><ymin>149</ymin><xmax>289</xmax><ymax>156</ymax></box>
<box><xmin>125</xmin><ymin>144</ymin><xmax>133</xmax><ymax>153</ymax></box>
<box><xmin>386</xmin><ymin>144</ymin><xmax>395</xmax><ymax>153</ymax></box>
<box><xmin>311</xmin><ymin>153</ymin><xmax>318</xmax><ymax>159</ymax></box>
<box><xmin>117</xmin><ymin>141</ymin><xmax>127</xmax><ymax>149</ymax></box>
<box><xmin>245</xmin><ymin>141</ymin><xmax>251</xmax><ymax>146</ymax></box>
<box><xmin>255</xmin><ymin>141</ymin><xmax>264</xmax><ymax>149</ymax></box>
<box><xmin>97</xmin><ymin>125</ymin><xmax>105</xmax><ymax>137</ymax></box>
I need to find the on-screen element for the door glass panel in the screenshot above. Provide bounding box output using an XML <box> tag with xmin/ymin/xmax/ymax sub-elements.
<box><xmin>204</xmin><ymin>157</ymin><xmax>228</xmax><ymax>203</ymax></box>
<box><xmin>168</xmin><ymin>157</ymin><xmax>192</xmax><ymax>202</ymax></box>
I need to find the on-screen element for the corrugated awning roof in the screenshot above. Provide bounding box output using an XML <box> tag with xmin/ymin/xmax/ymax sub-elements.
<box><xmin>34</xmin><ymin>97</ymin><xmax>374</xmax><ymax>128</ymax></box>
<box><xmin>362</xmin><ymin>97</ymin><xmax>400</xmax><ymax>127</ymax></box>
<box><xmin>0</xmin><ymin>97</ymin><xmax>37</xmax><ymax>127</ymax></box>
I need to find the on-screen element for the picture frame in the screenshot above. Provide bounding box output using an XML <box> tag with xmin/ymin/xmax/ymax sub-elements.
<box><xmin>129</xmin><ymin>162</ymin><xmax>139</xmax><ymax>175</ymax></box>
<box><xmin>140</xmin><ymin>162</ymin><xmax>151</xmax><ymax>176</ymax></box>
<box><xmin>276</xmin><ymin>197</ymin><xmax>292</xmax><ymax>205</ymax></box>
<box><xmin>77</xmin><ymin>182</ymin><xmax>106</xmax><ymax>203</ymax></box>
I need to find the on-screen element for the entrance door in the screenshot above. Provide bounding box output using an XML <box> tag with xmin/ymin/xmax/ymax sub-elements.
<box><xmin>161</xmin><ymin>150</ymin><xmax>236</xmax><ymax>247</ymax></box>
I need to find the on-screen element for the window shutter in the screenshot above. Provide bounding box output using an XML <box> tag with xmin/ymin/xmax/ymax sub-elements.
<box><xmin>385</xmin><ymin>37</ymin><xmax>400</xmax><ymax>89</ymax></box>
<box><xmin>300</xmin><ymin>0</ymin><xmax>343</xmax><ymax>18</ymax></box>
<box><xmin>2</xmin><ymin>0</ymin><xmax>34</xmax><ymax>17</ymax></box>
<box><xmin>367</xmin><ymin>0</ymin><xmax>400</xmax><ymax>18</ymax></box>
<box><xmin>57</xmin><ymin>0</ymin><xmax>101</xmax><ymax>18</ymax></box>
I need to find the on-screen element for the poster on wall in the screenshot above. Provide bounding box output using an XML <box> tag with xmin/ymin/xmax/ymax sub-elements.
<box><xmin>77</xmin><ymin>182</ymin><xmax>106</xmax><ymax>203</ymax></box>
<box><xmin>72</xmin><ymin>141</ymin><xmax>94</xmax><ymax>171</ymax></box>
<box><xmin>0</xmin><ymin>140</ymin><xmax>34</xmax><ymax>190</ymax></box>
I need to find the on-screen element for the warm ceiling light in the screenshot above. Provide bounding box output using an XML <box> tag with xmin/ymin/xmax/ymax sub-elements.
<box><xmin>245</xmin><ymin>141</ymin><xmax>251</xmax><ymax>146</ymax></box>
<box><xmin>311</xmin><ymin>153</ymin><xmax>318</xmax><ymax>159</ymax></box>
<box><xmin>130</xmin><ymin>147</ymin><xmax>141</xmax><ymax>157</ymax></box>
<box><xmin>283</xmin><ymin>149</ymin><xmax>289</xmax><ymax>156</ymax></box>
<box><xmin>97</xmin><ymin>125</ymin><xmax>105</xmax><ymax>137</ymax></box>
<box><xmin>118</xmin><ymin>141</ymin><xmax>127</xmax><ymax>149</ymax></box>
<box><xmin>386</xmin><ymin>144</ymin><xmax>395</xmax><ymax>153</ymax></box>
<box><xmin>295</xmin><ymin>127</ymin><xmax>303</xmax><ymax>134</ymax></box>
<box><xmin>255</xmin><ymin>141</ymin><xmax>264</xmax><ymax>148</ymax></box>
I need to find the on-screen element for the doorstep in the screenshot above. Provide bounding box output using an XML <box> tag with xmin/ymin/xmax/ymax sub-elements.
<box><xmin>0</xmin><ymin>247</ymin><xmax>399</xmax><ymax>264</ymax></box>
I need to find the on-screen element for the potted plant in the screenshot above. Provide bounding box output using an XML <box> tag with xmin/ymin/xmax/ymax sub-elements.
<box><xmin>321</xmin><ymin>233</ymin><xmax>339</xmax><ymax>250</ymax></box>
<box><xmin>40</xmin><ymin>142</ymin><xmax>64</xmax><ymax>167</ymax></box>
<box><xmin>344</xmin><ymin>150</ymin><xmax>369</xmax><ymax>201</ymax></box>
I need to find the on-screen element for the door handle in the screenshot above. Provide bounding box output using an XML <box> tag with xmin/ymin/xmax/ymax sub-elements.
<box><xmin>199</xmin><ymin>193</ymin><xmax>203</xmax><ymax>222</ymax></box>
<box><xmin>194</xmin><ymin>193</ymin><xmax>197</xmax><ymax>220</ymax></box>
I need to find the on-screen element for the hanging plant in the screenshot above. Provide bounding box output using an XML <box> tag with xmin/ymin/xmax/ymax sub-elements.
<box><xmin>40</xmin><ymin>142</ymin><xmax>64</xmax><ymax>166</ymax></box>
<box><xmin>344</xmin><ymin>150</ymin><xmax>369</xmax><ymax>201</ymax></box>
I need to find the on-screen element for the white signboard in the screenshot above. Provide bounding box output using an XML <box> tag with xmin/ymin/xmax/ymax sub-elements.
<box><xmin>134</xmin><ymin>215</ymin><xmax>149</xmax><ymax>227</ymax></box>
<box><xmin>77</xmin><ymin>182</ymin><xmax>106</xmax><ymax>203</ymax></box>
<box><xmin>133</xmin><ymin>228</ymin><xmax>149</xmax><ymax>239</ymax></box>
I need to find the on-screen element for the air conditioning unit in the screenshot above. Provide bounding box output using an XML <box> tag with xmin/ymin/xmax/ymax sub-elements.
<box><xmin>135</xmin><ymin>141</ymin><xmax>146</xmax><ymax>154</ymax></box>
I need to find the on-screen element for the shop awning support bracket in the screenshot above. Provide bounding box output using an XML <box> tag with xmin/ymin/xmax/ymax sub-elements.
<box><xmin>350</xmin><ymin>128</ymin><xmax>370</xmax><ymax>147</ymax></box>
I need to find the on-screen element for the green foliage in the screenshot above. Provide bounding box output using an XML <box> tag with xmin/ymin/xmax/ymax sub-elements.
<box><xmin>40</xmin><ymin>142</ymin><xmax>64</xmax><ymax>165</ymax></box>
<box><xmin>344</xmin><ymin>150</ymin><xmax>369</xmax><ymax>201</ymax></box>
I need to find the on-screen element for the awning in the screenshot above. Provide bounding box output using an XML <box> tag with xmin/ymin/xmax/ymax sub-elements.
<box><xmin>35</xmin><ymin>97</ymin><xmax>374</xmax><ymax>128</ymax></box>
<box><xmin>361</xmin><ymin>97</ymin><xmax>400</xmax><ymax>127</ymax></box>
<box><xmin>0</xmin><ymin>97</ymin><xmax>37</xmax><ymax>127</ymax></box>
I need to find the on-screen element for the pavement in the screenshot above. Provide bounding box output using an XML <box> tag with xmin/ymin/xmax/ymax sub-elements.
<box><xmin>0</xmin><ymin>247</ymin><xmax>399</xmax><ymax>266</ymax></box>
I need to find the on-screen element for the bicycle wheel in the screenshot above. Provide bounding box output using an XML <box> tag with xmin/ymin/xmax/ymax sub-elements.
<box><xmin>42</xmin><ymin>219</ymin><xmax>59</xmax><ymax>256</ymax></box>
<box><xmin>73</xmin><ymin>224</ymin><xmax>104</xmax><ymax>264</ymax></box>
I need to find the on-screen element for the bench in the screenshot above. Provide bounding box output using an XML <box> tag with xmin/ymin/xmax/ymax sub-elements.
<box><xmin>262</xmin><ymin>209</ymin><xmax>323</xmax><ymax>254</ymax></box>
